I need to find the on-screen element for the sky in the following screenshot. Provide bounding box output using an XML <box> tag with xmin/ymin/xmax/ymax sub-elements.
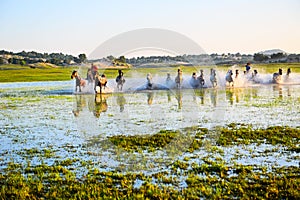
<box><xmin>0</xmin><ymin>0</ymin><xmax>299</xmax><ymax>58</ymax></box>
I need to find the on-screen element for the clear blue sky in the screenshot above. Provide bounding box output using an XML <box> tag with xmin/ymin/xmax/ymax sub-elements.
<box><xmin>0</xmin><ymin>0</ymin><xmax>299</xmax><ymax>57</ymax></box>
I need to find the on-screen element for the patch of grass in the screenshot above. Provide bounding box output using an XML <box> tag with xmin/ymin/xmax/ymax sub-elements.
<box><xmin>217</xmin><ymin>124</ymin><xmax>300</xmax><ymax>146</ymax></box>
<box><xmin>0</xmin><ymin>160</ymin><xmax>299</xmax><ymax>199</ymax></box>
<box><xmin>0</xmin><ymin>64</ymin><xmax>74</xmax><ymax>82</ymax></box>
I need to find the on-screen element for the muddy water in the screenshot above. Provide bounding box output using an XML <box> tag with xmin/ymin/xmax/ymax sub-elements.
<box><xmin>0</xmin><ymin>80</ymin><xmax>299</xmax><ymax>173</ymax></box>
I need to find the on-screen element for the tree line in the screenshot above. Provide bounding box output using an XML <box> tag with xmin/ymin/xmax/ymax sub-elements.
<box><xmin>0</xmin><ymin>50</ymin><xmax>86</xmax><ymax>66</ymax></box>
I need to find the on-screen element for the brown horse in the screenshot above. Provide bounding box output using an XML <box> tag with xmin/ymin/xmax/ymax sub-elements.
<box><xmin>71</xmin><ymin>70</ymin><xmax>86</xmax><ymax>92</ymax></box>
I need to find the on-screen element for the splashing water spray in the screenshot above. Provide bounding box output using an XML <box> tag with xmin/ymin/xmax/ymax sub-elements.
<box><xmin>73</xmin><ymin>28</ymin><xmax>227</xmax><ymax>173</ymax></box>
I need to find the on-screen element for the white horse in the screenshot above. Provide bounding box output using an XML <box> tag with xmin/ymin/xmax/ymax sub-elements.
<box><xmin>189</xmin><ymin>72</ymin><xmax>200</xmax><ymax>88</ymax></box>
<box><xmin>146</xmin><ymin>73</ymin><xmax>153</xmax><ymax>89</ymax></box>
<box><xmin>175</xmin><ymin>68</ymin><xmax>183</xmax><ymax>88</ymax></box>
<box><xmin>273</xmin><ymin>69</ymin><xmax>283</xmax><ymax>84</ymax></box>
<box><xmin>210</xmin><ymin>68</ymin><xmax>217</xmax><ymax>88</ymax></box>
<box><xmin>284</xmin><ymin>68</ymin><xmax>291</xmax><ymax>81</ymax></box>
<box><xmin>225</xmin><ymin>70</ymin><xmax>234</xmax><ymax>87</ymax></box>
<box><xmin>250</xmin><ymin>69</ymin><xmax>261</xmax><ymax>83</ymax></box>
<box><xmin>116</xmin><ymin>70</ymin><xmax>125</xmax><ymax>91</ymax></box>
<box><xmin>166</xmin><ymin>73</ymin><xmax>173</xmax><ymax>88</ymax></box>
<box><xmin>197</xmin><ymin>69</ymin><xmax>205</xmax><ymax>87</ymax></box>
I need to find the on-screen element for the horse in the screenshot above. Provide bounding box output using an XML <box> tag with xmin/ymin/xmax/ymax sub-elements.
<box><xmin>235</xmin><ymin>69</ymin><xmax>239</xmax><ymax>78</ymax></box>
<box><xmin>175</xmin><ymin>68</ymin><xmax>183</xmax><ymax>88</ymax></box>
<box><xmin>95</xmin><ymin>73</ymin><xmax>108</xmax><ymax>94</ymax></box>
<box><xmin>71</xmin><ymin>70</ymin><xmax>86</xmax><ymax>92</ymax></box>
<box><xmin>86</xmin><ymin>69</ymin><xmax>94</xmax><ymax>85</ymax></box>
<box><xmin>285</xmin><ymin>68</ymin><xmax>291</xmax><ymax>81</ymax></box>
<box><xmin>116</xmin><ymin>69</ymin><xmax>126</xmax><ymax>91</ymax></box>
<box><xmin>189</xmin><ymin>72</ymin><xmax>200</xmax><ymax>88</ymax></box>
<box><xmin>250</xmin><ymin>69</ymin><xmax>260</xmax><ymax>83</ymax></box>
<box><xmin>165</xmin><ymin>73</ymin><xmax>172</xmax><ymax>86</ymax></box>
<box><xmin>146</xmin><ymin>73</ymin><xmax>153</xmax><ymax>89</ymax></box>
<box><xmin>210</xmin><ymin>68</ymin><xmax>217</xmax><ymax>88</ymax></box>
<box><xmin>197</xmin><ymin>69</ymin><xmax>205</xmax><ymax>87</ymax></box>
<box><xmin>225</xmin><ymin>70</ymin><xmax>234</xmax><ymax>87</ymax></box>
<box><xmin>273</xmin><ymin>68</ymin><xmax>283</xmax><ymax>84</ymax></box>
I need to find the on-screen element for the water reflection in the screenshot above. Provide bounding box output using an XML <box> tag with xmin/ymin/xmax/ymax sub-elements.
<box><xmin>147</xmin><ymin>92</ymin><xmax>154</xmax><ymax>105</ymax></box>
<box><xmin>195</xmin><ymin>89</ymin><xmax>205</xmax><ymax>105</ymax></box>
<box><xmin>94</xmin><ymin>94</ymin><xmax>108</xmax><ymax>118</ymax></box>
<box><xmin>72</xmin><ymin>85</ymin><xmax>297</xmax><ymax>119</ymax></box>
<box><xmin>175</xmin><ymin>90</ymin><xmax>182</xmax><ymax>109</ymax></box>
<box><xmin>73</xmin><ymin>94</ymin><xmax>110</xmax><ymax>118</ymax></box>
<box><xmin>72</xmin><ymin>95</ymin><xmax>86</xmax><ymax>117</ymax></box>
<box><xmin>210</xmin><ymin>89</ymin><xmax>217</xmax><ymax>107</ymax></box>
<box><xmin>116</xmin><ymin>93</ymin><xmax>126</xmax><ymax>112</ymax></box>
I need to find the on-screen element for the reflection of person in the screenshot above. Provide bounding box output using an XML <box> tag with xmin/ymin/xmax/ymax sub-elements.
<box><xmin>116</xmin><ymin>94</ymin><xmax>126</xmax><ymax>112</ymax></box>
<box><xmin>94</xmin><ymin>94</ymin><xmax>108</xmax><ymax>118</ymax></box>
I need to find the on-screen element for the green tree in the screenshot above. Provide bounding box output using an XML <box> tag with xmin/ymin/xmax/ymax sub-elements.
<box><xmin>119</xmin><ymin>56</ymin><xmax>126</xmax><ymax>63</ymax></box>
<box><xmin>0</xmin><ymin>57</ymin><xmax>4</xmax><ymax>65</ymax></box>
<box><xmin>20</xmin><ymin>60</ymin><xmax>26</xmax><ymax>66</ymax></box>
<box><xmin>107</xmin><ymin>55</ymin><xmax>115</xmax><ymax>61</ymax></box>
<box><xmin>254</xmin><ymin>53</ymin><xmax>269</xmax><ymax>62</ymax></box>
<box><xmin>78</xmin><ymin>54</ymin><xmax>87</xmax><ymax>63</ymax></box>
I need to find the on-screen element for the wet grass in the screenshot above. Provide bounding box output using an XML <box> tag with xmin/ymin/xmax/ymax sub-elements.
<box><xmin>217</xmin><ymin>123</ymin><xmax>300</xmax><ymax>146</ymax></box>
<box><xmin>0</xmin><ymin>125</ymin><xmax>299</xmax><ymax>199</ymax></box>
<box><xmin>88</xmin><ymin>126</ymin><xmax>207</xmax><ymax>153</ymax></box>
<box><xmin>0</xmin><ymin>158</ymin><xmax>299</xmax><ymax>199</ymax></box>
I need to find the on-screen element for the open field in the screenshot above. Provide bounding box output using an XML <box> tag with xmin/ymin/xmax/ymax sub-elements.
<box><xmin>1</xmin><ymin>63</ymin><xmax>300</xmax><ymax>82</ymax></box>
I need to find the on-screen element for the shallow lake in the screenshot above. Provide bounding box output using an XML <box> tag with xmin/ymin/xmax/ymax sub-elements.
<box><xmin>0</xmin><ymin>77</ymin><xmax>299</xmax><ymax>174</ymax></box>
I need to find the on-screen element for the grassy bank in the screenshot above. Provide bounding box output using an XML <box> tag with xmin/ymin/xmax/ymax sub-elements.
<box><xmin>0</xmin><ymin>63</ymin><xmax>300</xmax><ymax>82</ymax></box>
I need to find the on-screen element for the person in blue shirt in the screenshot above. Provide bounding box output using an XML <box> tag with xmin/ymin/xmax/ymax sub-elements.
<box><xmin>245</xmin><ymin>63</ymin><xmax>251</xmax><ymax>73</ymax></box>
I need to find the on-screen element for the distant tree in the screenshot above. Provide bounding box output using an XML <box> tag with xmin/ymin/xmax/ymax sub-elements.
<box><xmin>118</xmin><ymin>56</ymin><xmax>126</xmax><ymax>63</ymax></box>
<box><xmin>12</xmin><ymin>58</ymin><xmax>20</xmax><ymax>65</ymax></box>
<box><xmin>20</xmin><ymin>60</ymin><xmax>26</xmax><ymax>66</ymax></box>
<box><xmin>50</xmin><ymin>58</ymin><xmax>61</xmax><ymax>65</ymax></box>
<box><xmin>107</xmin><ymin>55</ymin><xmax>115</xmax><ymax>61</ymax></box>
<box><xmin>0</xmin><ymin>57</ymin><xmax>4</xmax><ymax>65</ymax></box>
<box><xmin>253</xmin><ymin>53</ymin><xmax>269</xmax><ymax>62</ymax></box>
<box><xmin>78</xmin><ymin>54</ymin><xmax>87</xmax><ymax>63</ymax></box>
<box><xmin>270</xmin><ymin>53</ymin><xmax>286</xmax><ymax>59</ymax></box>
<box><xmin>235</xmin><ymin>52</ymin><xmax>241</xmax><ymax>57</ymax></box>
